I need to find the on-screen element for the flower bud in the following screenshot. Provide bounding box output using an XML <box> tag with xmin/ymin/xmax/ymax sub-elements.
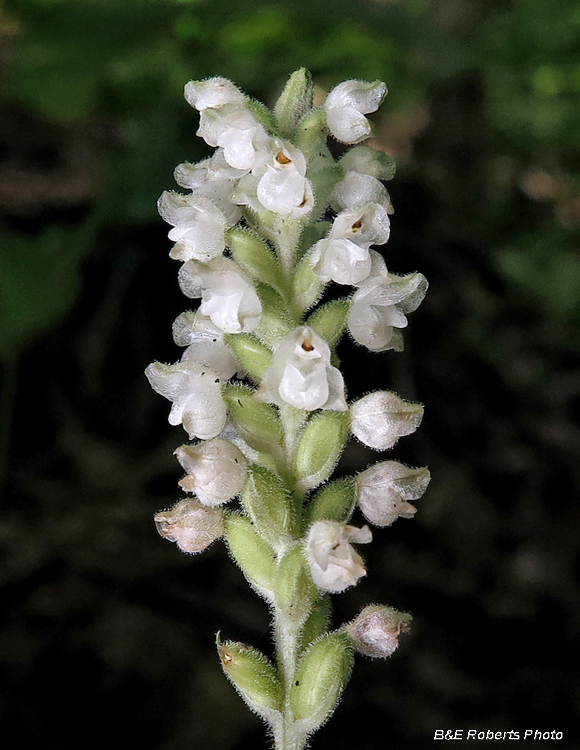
<box><xmin>345</xmin><ymin>605</ymin><xmax>412</xmax><ymax>658</ymax></box>
<box><xmin>350</xmin><ymin>391</ymin><xmax>424</xmax><ymax>451</ymax></box>
<box><xmin>241</xmin><ymin>465</ymin><xmax>295</xmax><ymax>552</ymax></box>
<box><xmin>273</xmin><ymin>67</ymin><xmax>314</xmax><ymax>138</ymax></box>
<box><xmin>174</xmin><ymin>438</ymin><xmax>247</xmax><ymax>506</ymax></box>
<box><xmin>290</xmin><ymin>632</ymin><xmax>353</xmax><ymax>730</ymax></box>
<box><xmin>292</xmin><ymin>254</ymin><xmax>327</xmax><ymax>313</ymax></box>
<box><xmin>224</xmin><ymin>513</ymin><xmax>276</xmax><ymax>600</ymax></box>
<box><xmin>305</xmin><ymin>520</ymin><xmax>371</xmax><ymax>593</ymax></box>
<box><xmin>154</xmin><ymin>498</ymin><xmax>223</xmax><ymax>554</ymax></box>
<box><xmin>294</xmin><ymin>410</ymin><xmax>350</xmax><ymax>492</ymax></box>
<box><xmin>217</xmin><ymin>638</ymin><xmax>282</xmax><ymax>719</ymax></box>
<box><xmin>355</xmin><ymin>460</ymin><xmax>430</xmax><ymax>527</ymax></box>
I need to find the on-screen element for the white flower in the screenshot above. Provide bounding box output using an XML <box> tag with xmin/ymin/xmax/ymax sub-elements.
<box><xmin>234</xmin><ymin>139</ymin><xmax>314</xmax><ymax>217</ymax></box>
<box><xmin>310</xmin><ymin>204</ymin><xmax>390</xmax><ymax>285</ymax></box>
<box><xmin>154</xmin><ymin>498</ymin><xmax>223</xmax><ymax>554</ymax></box>
<box><xmin>173</xmin><ymin>151</ymin><xmax>243</xmax><ymax>226</ymax></box>
<box><xmin>145</xmin><ymin>361</ymin><xmax>227</xmax><ymax>440</ymax></box>
<box><xmin>255</xmin><ymin>326</ymin><xmax>347</xmax><ymax>411</ymax></box>
<box><xmin>197</xmin><ymin>104</ymin><xmax>268</xmax><ymax>171</ymax></box>
<box><xmin>339</xmin><ymin>145</ymin><xmax>396</xmax><ymax>182</ymax></box>
<box><xmin>172</xmin><ymin>311</ymin><xmax>238</xmax><ymax>380</ymax></box>
<box><xmin>355</xmin><ymin>460</ymin><xmax>431</xmax><ymax>527</ymax></box>
<box><xmin>348</xmin><ymin>250</ymin><xmax>428</xmax><ymax>350</ymax></box>
<box><xmin>174</xmin><ymin>437</ymin><xmax>248</xmax><ymax>506</ymax></box>
<box><xmin>218</xmin><ymin>419</ymin><xmax>260</xmax><ymax>463</ymax></box>
<box><xmin>157</xmin><ymin>191</ymin><xmax>227</xmax><ymax>262</ymax></box>
<box><xmin>333</xmin><ymin>171</ymin><xmax>391</xmax><ymax>213</ymax></box>
<box><xmin>324</xmin><ymin>79</ymin><xmax>387</xmax><ymax>144</ymax></box>
<box><xmin>178</xmin><ymin>257</ymin><xmax>262</xmax><ymax>334</ymax></box>
<box><xmin>346</xmin><ymin>605</ymin><xmax>412</xmax><ymax>658</ymax></box>
<box><xmin>350</xmin><ymin>391</ymin><xmax>424</xmax><ymax>450</ymax></box>
<box><xmin>305</xmin><ymin>520</ymin><xmax>372</xmax><ymax>593</ymax></box>
<box><xmin>184</xmin><ymin>77</ymin><xmax>246</xmax><ymax>111</ymax></box>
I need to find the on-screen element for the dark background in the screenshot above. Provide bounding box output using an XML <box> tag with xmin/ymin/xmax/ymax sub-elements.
<box><xmin>1</xmin><ymin>1</ymin><xmax>579</xmax><ymax>748</ymax></box>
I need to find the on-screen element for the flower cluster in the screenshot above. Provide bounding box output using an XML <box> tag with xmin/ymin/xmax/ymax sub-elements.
<box><xmin>146</xmin><ymin>70</ymin><xmax>429</xmax><ymax>750</ymax></box>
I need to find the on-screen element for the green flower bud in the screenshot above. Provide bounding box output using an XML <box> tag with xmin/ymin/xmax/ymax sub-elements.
<box><xmin>274</xmin><ymin>545</ymin><xmax>316</xmax><ymax>622</ymax></box>
<box><xmin>224</xmin><ymin>333</ymin><xmax>273</xmax><ymax>383</ymax></box>
<box><xmin>304</xmin><ymin>478</ymin><xmax>355</xmax><ymax>528</ymax></box>
<box><xmin>223</xmin><ymin>384</ymin><xmax>284</xmax><ymax>457</ymax></box>
<box><xmin>227</xmin><ymin>227</ymin><xmax>283</xmax><ymax>292</ymax></box>
<box><xmin>217</xmin><ymin>637</ymin><xmax>282</xmax><ymax>719</ymax></box>
<box><xmin>290</xmin><ymin>631</ymin><xmax>353</xmax><ymax>730</ymax></box>
<box><xmin>255</xmin><ymin>283</ymin><xmax>294</xmax><ymax>348</ymax></box>
<box><xmin>224</xmin><ymin>513</ymin><xmax>276</xmax><ymax>600</ymax></box>
<box><xmin>292</xmin><ymin>255</ymin><xmax>327</xmax><ymax>314</ymax></box>
<box><xmin>294</xmin><ymin>108</ymin><xmax>328</xmax><ymax>160</ymax></box>
<box><xmin>306</xmin><ymin>300</ymin><xmax>349</xmax><ymax>348</ymax></box>
<box><xmin>300</xmin><ymin>595</ymin><xmax>332</xmax><ymax>652</ymax></box>
<box><xmin>274</xmin><ymin>67</ymin><xmax>314</xmax><ymax>139</ymax></box>
<box><xmin>294</xmin><ymin>411</ymin><xmax>350</xmax><ymax>492</ymax></box>
<box><xmin>242</xmin><ymin>465</ymin><xmax>295</xmax><ymax>552</ymax></box>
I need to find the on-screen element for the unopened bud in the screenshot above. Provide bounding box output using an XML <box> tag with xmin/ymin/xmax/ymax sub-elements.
<box><xmin>304</xmin><ymin>479</ymin><xmax>355</xmax><ymax>526</ymax></box>
<box><xmin>306</xmin><ymin>300</ymin><xmax>349</xmax><ymax>348</ymax></box>
<box><xmin>224</xmin><ymin>333</ymin><xmax>273</xmax><ymax>383</ymax></box>
<box><xmin>355</xmin><ymin>460</ymin><xmax>430</xmax><ymax>527</ymax></box>
<box><xmin>274</xmin><ymin>545</ymin><xmax>316</xmax><ymax>622</ymax></box>
<box><xmin>274</xmin><ymin>67</ymin><xmax>314</xmax><ymax>138</ymax></box>
<box><xmin>345</xmin><ymin>605</ymin><xmax>412</xmax><ymax>658</ymax></box>
<box><xmin>154</xmin><ymin>498</ymin><xmax>223</xmax><ymax>554</ymax></box>
<box><xmin>217</xmin><ymin>637</ymin><xmax>282</xmax><ymax>719</ymax></box>
<box><xmin>227</xmin><ymin>227</ymin><xmax>283</xmax><ymax>291</ymax></box>
<box><xmin>350</xmin><ymin>391</ymin><xmax>424</xmax><ymax>451</ymax></box>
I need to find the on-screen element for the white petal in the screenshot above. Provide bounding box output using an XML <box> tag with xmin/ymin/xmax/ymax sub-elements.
<box><xmin>184</xmin><ymin>77</ymin><xmax>245</xmax><ymax>111</ymax></box>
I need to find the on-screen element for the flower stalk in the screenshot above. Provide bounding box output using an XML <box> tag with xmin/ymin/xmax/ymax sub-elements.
<box><xmin>147</xmin><ymin>68</ymin><xmax>430</xmax><ymax>750</ymax></box>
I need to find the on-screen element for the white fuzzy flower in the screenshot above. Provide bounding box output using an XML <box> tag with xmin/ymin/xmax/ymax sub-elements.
<box><xmin>255</xmin><ymin>326</ymin><xmax>347</xmax><ymax>411</ymax></box>
<box><xmin>145</xmin><ymin>361</ymin><xmax>227</xmax><ymax>440</ymax></box>
<box><xmin>184</xmin><ymin>77</ymin><xmax>246</xmax><ymax>111</ymax></box>
<box><xmin>157</xmin><ymin>191</ymin><xmax>227</xmax><ymax>262</ymax></box>
<box><xmin>348</xmin><ymin>250</ymin><xmax>428</xmax><ymax>350</ymax></box>
<box><xmin>310</xmin><ymin>204</ymin><xmax>390</xmax><ymax>285</ymax></box>
<box><xmin>173</xmin><ymin>151</ymin><xmax>244</xmax><ymax>226</ymax></box>
<box><xmin>346</xmin><ymin>605</ymin><xmax>412</xmax><ymax>658</ymax></box>
<box><xmin>172</xmin><ymin>311</ymin><xmax>238</xmax><ymax>380</ymax></box>
<box><xmin>305</xmin><ymin>520</ymin><xmax>372</xmax><ymax>593</ymax></box>
<box><xmin>178</xmin><ymin>257</ymin><xmax>262</xmax><ymax>334</ymax></box>
<box><xmin>174</xmin><ymin>437</ymin><xmax>248</xmax><ymax>506</ymax></box>
<box><xmin>154</xmin><ymin>498</ymin><xmax>223</xmax><ymax>554</ymax></box>
<box><xmin>350</xmin><ymin>391</ymin><xmax>424</xmax><ymax>450</ymax></box>
<box><xmin>197</xmin><ymin>104</ymin><xmax>269</xmax><ymax>171</ymax></box>
<box><xmin>324</xmin><ymin>79</ymin><xmax>387</xmax><ymax>144</ymax></box>
<box><xmin>355</xmin><ymin>460</ymin><xmax>431</xmax><ymax>527</ymax></box>
<box><xmin>218</xmin><ymin>419</ymin><xmax>260</xmax><ymax>463</ymax></box>
<box><xmin>234</xmin><ymin>139</ymin><xmax>314</xmax><ymax>217</ymax></box>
